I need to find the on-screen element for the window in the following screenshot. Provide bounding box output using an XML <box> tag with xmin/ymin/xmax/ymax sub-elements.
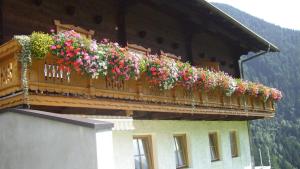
<box><xmin>230</xmin><ymin>131</ymin><xmax>239</xmax><ymax>157</ymax></box>
<box><xmin>209</xmin><ymin>132</ymin><xmax>220</xmax><ymax>161</ymax></box>
<box><xmin>174</xmin><ymin>134</ymin><xmax>189</xmax><ymax>168</ymax></box>
<box><xmin>133</xmin><ymin>136</ymin><xmax>153</xmax><ymax>169</ymax></box>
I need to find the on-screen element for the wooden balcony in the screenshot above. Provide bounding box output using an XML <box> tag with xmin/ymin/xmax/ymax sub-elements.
<box><xmin>0</xmin><ymin>40</ymin><xmax>275</xmax><ymax>120</ymax></box>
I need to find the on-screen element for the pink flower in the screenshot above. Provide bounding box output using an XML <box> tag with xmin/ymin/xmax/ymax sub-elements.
<box><xmin>50</xmin><ymin>45</ymin><xmax>56</xmax><ymax>50</ymax></box>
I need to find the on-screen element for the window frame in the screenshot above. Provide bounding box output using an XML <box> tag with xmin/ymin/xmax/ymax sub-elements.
<box><xmin>133</xmin><ymin>135</ymin><xmax>154</xmax><ymax>169</ymax></box>
<box><xmin>229</xmin><ymin>131</ymin><xmax>239</xmax><ymax>158</ymax></box>
<box><xmin>173</xmin><ymin>134</ymin><xmax>189</xmax><ymax>169</ymax></box>
<box><xmin>208</xmin><ymin>132</ymin><xmax>221</xmax><ymax>162</ymax></box>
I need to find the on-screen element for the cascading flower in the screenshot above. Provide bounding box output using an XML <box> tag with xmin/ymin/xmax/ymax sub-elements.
<box><xmin>216</xmin><ymin>72</ymin><xmax>236</xmax><ymax>96</ymax></box>
<box><xmin>235</xmin><ymin>79</ymin><xmax>248</xmax><ymax>95</ymax></box>
<box><xmin>247</xmin><ymin>82</ymin><xmax>260</xmax><ymax>97</ymax></box>
<box><xmin>145</xmin><ymin>56</ymin><xmax>179</xmax><ymax>90</ymax></box>
<box><xmin>270</xmin><ymin>88</ymin><xmax>283</xmax><ymax>101</ymax></box>
<box><xmin>105</xmin><ymin>42</ymin><xmax>140</xmax><ymax>81</ymax></box>
<box><xmin>177</xmin><ymin>62</ymin><xmax>198</xmax><ymax>89</ymax></box>
<box><xmin>50</xmin><ymin>30</ymin><xmax>108</xmax><ymax>79</ymax></box>
<box><xmin>257</xmin><ymin>85</ymin><xmax>271</xmax><ymax>101</ymax></box>
<box><xmin>44</xmin><ymin>30</ymin><xmax>282</xmax><ymax>101</ymax></box>
<box><xmin>196</xmin><ymin>68</ymin><xmax>217</xmax><ymax>91</ymax></box>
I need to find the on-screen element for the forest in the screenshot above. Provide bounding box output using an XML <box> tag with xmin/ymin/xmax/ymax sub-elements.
<box><xmin>214</xmin><ymin>3</ymin><xmax>300</xmax><ymax>169</ymax></box>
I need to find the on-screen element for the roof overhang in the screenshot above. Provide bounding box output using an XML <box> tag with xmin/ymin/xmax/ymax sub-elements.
<box><xmin>202</xmin><ymin>1</ymin><xmax>279</xmax><ymax>52</ymax></box>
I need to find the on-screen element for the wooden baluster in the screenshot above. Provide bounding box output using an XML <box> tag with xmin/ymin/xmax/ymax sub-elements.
<box><xmin>8</xmin><ymin>62</ymin><xmax>12</xmax><ymax>82</ymax></box>
<box><xmin>52</xmin><ymin>64</ymin><xmax>56</xmax><ymax>82</ymax></box>
<box><xmin>60</xmin><ymin>67</ymin><xmax>64</xmax><ymax>82</ymax></box>
<box><xmin>66</xmin><ymin>70</ymin><xmax>71</xmax><ymax>83</ymax></box>
<box><xmin>44</xmin><ymin>62</ymin><xmax>48</xmax><ymax>80</ymax></box>
<box><xmin>56</xmin><ymin>65</ymin><xmax>60</xmax><ymax>80</ymax></box>
<box><xmin>48</xmin><ymin>64</ymin><xmax>52</xmax><ymax>79</ymax></box>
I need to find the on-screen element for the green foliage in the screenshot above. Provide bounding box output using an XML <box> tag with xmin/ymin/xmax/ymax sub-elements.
<box><xmin>14</xmin><ymin>35</ymin><xmax>31</xmax><ymax>104</ymax></box>
<box><xmin>30</xmin><ymin>32</ymin><xmax>53</xmax><ymax>59</ymax></box>
<box><xmin>214</xmin><ymin>3</ymin><xmax>300</xmax><ymax>169</ymax></box>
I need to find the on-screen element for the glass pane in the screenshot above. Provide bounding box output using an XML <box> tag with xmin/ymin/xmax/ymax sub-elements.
<box><xmin>209</xmin><ymin>134</ymin><xmax>214</xmax><ymax>147</ymax></box>
<box><xmin>141</xmin><ymin>155</ymin><xmax>149</xmax><ymax>169</ymax></box>
<box><xmin>230</xmin><ymin>132</ymin><xmax>238</xmax><ymax>157</ymax></box>
<box><xmin>177</xmin><ymin>150</ymin><xmax>184</xmax><ymax>166</ymax></box>
<box><xmin>209</xmin><ymin>133</ymin><xmax>219</xmax><ymax>161</ymax></box>
<box><xmin>177</xmin><ymin>137</ymin><xmax>183</xmax><ymax>152</ymax></box>
<box><xmin>133</xmin><ymin>139</ymin><xmax>139</xmax><ymax>156</ymax></box>
<box><xmin>210</xmin><ymin>146</ymin><xmax>216</xmax><ymax>160</ymax></box>
<box><xmin>174</xmin><ymin>136</ymin><xmax>187</xmax><ymax>167</ymax></box>
<box><xmin>134</xmin><ymin>156</ymin><xmax>141</xmax><ymax>169</ymax></box>
<box><xmin>174</xmin><ymin>137</ymin><xmax>179</xmax><ymax>150</ymax></box>
<box><xmin>138</xmin><ymin>139</ymin><xmax>146</xmax><ymax>155</ymax></box>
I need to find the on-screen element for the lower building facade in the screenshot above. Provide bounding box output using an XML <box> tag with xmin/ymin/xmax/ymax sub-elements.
<box><xmin>0</xmin><ymin>109</ymin><xmax>252</xmax><ymax>169</ymax></box>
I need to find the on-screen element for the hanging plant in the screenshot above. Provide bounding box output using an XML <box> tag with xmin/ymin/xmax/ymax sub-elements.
<box><xmin>14</xmin><ymin>35</ymin><xmax>31</xmax><ymax>106</ymax></box>
<box><xmin>30</xmin><ymin>32</ymin><xmax>54</xmax><ymax>59</ymax></box>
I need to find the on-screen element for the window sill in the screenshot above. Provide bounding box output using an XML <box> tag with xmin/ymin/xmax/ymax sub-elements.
<box><xmin>211</xmin><ymin>159</ymin><xmax>221</xmax><ymax>162</ymax></box>
<box><xmin>176</xmin><ymin>165</ymin><xmax>189</xmax><ymax>169</ymax></box>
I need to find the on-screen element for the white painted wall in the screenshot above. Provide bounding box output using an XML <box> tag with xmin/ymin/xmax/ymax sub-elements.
<box><xmin>0</xmin><ymin>111</ymin><xmax>114</xmax><ymax>169</ymax></box>
<box><xmin>112</xmin><ymin>120</ymin><xmax>252</xmax><ymax>169</ymax></box>
<box><xmin>0</xmin><ymin>111</ymin><xmax>252</xmax><ymax>169</ymax></box>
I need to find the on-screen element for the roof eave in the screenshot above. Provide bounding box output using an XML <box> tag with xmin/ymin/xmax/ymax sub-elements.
<box><xmin>202</xmin><ymin>0</ymin><xmax>280</xmax><ymax>52</ymax></box>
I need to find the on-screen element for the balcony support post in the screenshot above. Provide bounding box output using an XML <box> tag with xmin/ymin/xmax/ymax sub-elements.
<box><xmin>116</xmin><ymin>0</ymin><xmax>127</xmax><ymax>47</ymax></box>
<box><xmin>182</xmin><ymin>22</ymin><xmax>195</xmax><ymax>65</ymax></box>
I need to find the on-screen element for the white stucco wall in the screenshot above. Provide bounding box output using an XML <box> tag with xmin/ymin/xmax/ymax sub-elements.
<box><xmin>0</xmin><ymin>111</ymin><xmax>114</xmax><ymax>169</ymax></box>
<box><xmin>112</xmin><ymin>120</ymin><xmax>252</xmax><ymax>169</ymax></box>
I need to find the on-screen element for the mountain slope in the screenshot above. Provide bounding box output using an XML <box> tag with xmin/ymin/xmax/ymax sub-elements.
<box><xmin>213</xmin><ymin>3</ymin><xmax>300</xmax><ymax>169</ymax></box>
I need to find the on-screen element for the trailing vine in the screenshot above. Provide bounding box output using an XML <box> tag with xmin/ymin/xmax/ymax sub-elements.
<box><xmin>14</xmin><ymin>35</ymin><xmax>32</xmax><ymax>107</ymax></box>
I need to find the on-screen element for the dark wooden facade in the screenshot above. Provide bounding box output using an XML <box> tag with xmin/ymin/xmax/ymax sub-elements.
<box><xmin>0</xmin><ymin>0</ymin><xmax>279</xmax><ymax>120</ymax></box>
<box><xmin>1</xmin><ymin>0</ymin><xmax>278</xmax><ymax>77</ymax></box>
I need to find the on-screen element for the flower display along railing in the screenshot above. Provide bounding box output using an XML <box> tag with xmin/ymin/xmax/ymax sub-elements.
<box><xmin>0</xmin><ymin>30</ymin><xmax>282</xmax><ymax>119</ymax></box>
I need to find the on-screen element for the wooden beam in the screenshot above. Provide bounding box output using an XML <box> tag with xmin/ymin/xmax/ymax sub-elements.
<box><xmin>0</xmin><ymin>0</ymin><xmax>3</xmax><ymax>44</ymax></box>
<box><xmin>182</xmin><ymin>21</ymin><xmax>195</xmax><ymax>65</ymax></box>
<box><xmin>116</xmin><ymin>0</ymin><xmax>127</xmax><ymax>47</ymax></box>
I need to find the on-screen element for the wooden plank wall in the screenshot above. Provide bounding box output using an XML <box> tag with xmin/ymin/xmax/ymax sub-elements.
<box><xmin>3</xmin><ymin>0</ymin><xmax>118</xmax><ymax>42</ymax></box>
<box><xmin>2</xmin><ymin>0</ymin><xmax>239</xmax><ymax>76</ymax></box>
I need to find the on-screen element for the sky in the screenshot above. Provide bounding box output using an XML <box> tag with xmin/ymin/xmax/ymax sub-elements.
<box><xmin>207</xmin><ymin>0</ymin><xmax>300</xmax><ymax>30</ymax></box>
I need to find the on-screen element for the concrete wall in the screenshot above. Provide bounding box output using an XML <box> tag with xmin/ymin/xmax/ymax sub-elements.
<box><xmin>112</xmin><ymin>120</ymin><xmax>252</xmax><ymax>169</ymax></box>
<box><xmin>0</xmin><ymin>110</ymin><xmax>114</xmax><ymax>169</ymax></box>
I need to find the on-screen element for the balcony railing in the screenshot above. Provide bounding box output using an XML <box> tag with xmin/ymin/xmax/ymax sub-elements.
<box><xmin>0</xmin><ymin>39</ymin><xmax>276</xmax><ymax>119</ymax></box>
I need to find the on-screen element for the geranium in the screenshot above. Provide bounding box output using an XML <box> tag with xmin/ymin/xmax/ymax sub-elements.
<box><xmin>258</xmin><ymin>85</ymin><xmax>271</xmax><ymax>101</ymax></box>
<box><xmin>196</xmin><ymin>68</ymin><xmax>217</xmax><ymax>91</ymax></box>
<box><xmin>216</xmin><ymin>72</ymin><xmax>236</xmax><ymax>96</ymax></box>
<box><xmin>270</xmin><ymin>88</ymin><xmax>283</xmax><ymax>101</ymax></box>
<box><xmin>51</xmin><ymin>30</ymin><xmax>109</xmax><ymax>79</ymax></box>
<box><xmin>235</xmin><ymin>79</ymin><xmax>248</xmax><ymax>95</ymax></box>
<box><xmin>145</xmin><ymin>56</ymin><xmax>178</xmax><ymax>90</ymax></box>
<box><xmin>247</xmin><ymin>82</ymin><xmax>260</xmax><ymax>97</ymax></box>
<box><xmin>26</xmin><ymin>30</ymin><xmax>282</xmax><ymax>102</ymax></box>
<box><xmin>177</xmin><ymin>62</ymin><xmax>198</xmax><ymax>89</ymax></box>
<box><xmin>105</xmin><ymin>42</ymin><xmax>140</xmax><ymax>81</ymax></box>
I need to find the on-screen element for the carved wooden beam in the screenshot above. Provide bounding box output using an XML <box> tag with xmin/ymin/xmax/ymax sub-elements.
<box><xmin>0</xmin><ymin>0</ymin><xmax>3</xmax><ymax>44</ymax></box>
